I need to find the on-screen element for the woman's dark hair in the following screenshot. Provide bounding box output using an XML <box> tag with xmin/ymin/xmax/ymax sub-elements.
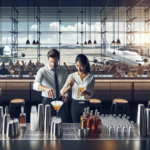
<box><xmin>75</xmin><ymin>54</ymin><xmax>91</xmax><ymax>73</ymax></box>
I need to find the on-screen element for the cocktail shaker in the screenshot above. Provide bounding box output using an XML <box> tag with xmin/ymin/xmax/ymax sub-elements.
<box><xmin>6</xmin><ymin>120</ymin><xmax>14</xmax><ymax>139</ymax></box>
<box><xmin>53</xmin><ymin>120</ymin><xmax>61</xmax><ymax>138</ymax></box>
<box><xmin>2</xmin><ymin>106</ymin><xmax>10</xmax><ymax>135</ymax></box>
<box><xmin>145</xmin><ymin>108</ymin><xmax>150</xmax><ymax>136</ymax></box>
<box><xmin>37</xmin><ymin>104</ymin><xmax>44</xmax><ymax>131</ymax></box>
<box><xmin>50</xmin><ymin>117</ymin><xmax>57</xmax><ymax>135</ymax></box>
<box><xmin>0</xmin><ymin>106</ymin><xmax>3</xmax><ymax>133</ymax></box>
<box><xmin>136</xmin><ymin>104</ymin><xmax>146</xmax><ymax>136</ymax></box>
<box><xmin>13</xmin><ymin>118</ymin><xmax>20</xmax><ymax>137</ymax></box>
<box><xmin>44</xmin><ymin>105</ymin><xmax>51</xmax><ymax>132</ymax></box>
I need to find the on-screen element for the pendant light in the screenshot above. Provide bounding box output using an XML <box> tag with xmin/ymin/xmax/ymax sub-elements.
<box><xmin>84</xmin><ymin>0</ymin><xmax>87</xmax><ymax>45</ymax></box>
<box><xmin>88</xmin><ymin>0</ymin><xmax>92</xmax><ymax>45</ymax></box>
<box><xmin>32</xmin><ymin>0</ymin><xmax>36</xmax><ymax>45</ymax></box>
<box><xmin>94</xmin><ymin>0</ymin><xmax>97</xmax><ymax>44</ymax></box>
<box><xmin>26</xmin><ymin>0</ymin><xmax>30</xmax><ymax>45</ymax></box>
<box><xmin>112</xmin><ymin>0</ymin><xmax>116</xmax><ymax>55</ymax></box>
<box><xmin>36</xmin><ymin>6</ymin><xmax>39</xmax><ymax>45</ymax></box>
<box><xmin>76</xmin><ymin>17</ymin><xmax>79</xmax><ymax>44</ymax></box>
<box><xmin>116</xmin><ymin>0</ymin><xmax>121</xmax><ymax>45</ymax></box>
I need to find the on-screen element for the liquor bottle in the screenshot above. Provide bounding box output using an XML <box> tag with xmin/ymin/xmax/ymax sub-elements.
<box><xmin>84</xmin><ymin>108</ymin><xmax>87</xmax><ymax>113</ymax></box>
<box><xmin>88</xmin><ymin>112</ymin><xmax>96</xmax><ymax>133</ymax></box>
<box><xmin>80</xmin><ymin>112</ymin><xmax>85</xmax><ymax>128</ymax></box>
<box><xmin>96</xmin><ymin>113</ymin><xmax>101</xmax><ymax>134</ymax></box>
<box><xmin>81</xmin><ymin>113</ymin><xmax>87</xmax><ymax>128</ymax></box>
<box><xmin>94</xmin><ymin>110</ymin><xmax>98</xmax><ymax>119</ymax></box>
<box><xmin>87</xmin><ymin>107</ymin><xmax>90</xmax><ymax>119</ymax></box>
<box><xmin>20</xmin><ymin>106</ymin><xmax>26</xmax><ymax>127</ymax></box>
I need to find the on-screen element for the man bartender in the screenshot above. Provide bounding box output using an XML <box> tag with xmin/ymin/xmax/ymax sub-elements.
<box><xmin>33</xmin><ymin>49</ymin><xmax>68</xmax><ymax>122</ymax></box>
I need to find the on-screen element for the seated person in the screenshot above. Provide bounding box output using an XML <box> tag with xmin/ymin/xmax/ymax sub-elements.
<box><xmin>127</xmin><ymin>70</ymin><xmax>134</xmax><ymax>76</ymax></box>
<box><xmin>137</xmin><ymin>63</ymin><xmax>144</xmax><ymax>75</ymax></box>
<box><xmin>109</xmin><ymin>64</ymin><xmax>121</xmax><ymax>76</ymax></box>
<box><xmin>19</xmin><ymin>66</ymin><xmax>26</xmax><ymax>75</ymax></box>
<box><xmin>32</xmin><ymin>65</ymin><xmax>37</xmax><ymax>75</ymax></box>
<box><xmin>0</xmin><ymin>65</ymin><xmax>10</xmax><ymax>75</ymax></box>
<box><xmin>1</xmin><ymin>61</ymin><xmax>5</xmax><ymax>68</ymax></box>
<box><xmin>63</xmin><ymin>62</ymin><xmax>69</xmax><ymax>71</ymax></box>
<box><xmin>91</xmin><ymin>64</ymin><xmax>96</xmax><ymax>74</ymax></box>
<box><xmin>15</xmin><ymin>61</ymin><xmax>21</xmax><ymax>67</ymax></box>
<box><xmin>9</xmin><ymin>60</ymin><xmax>14</xmax><ymax>67</ymax></box>
<box><xmin>21</xmin><ymin>60</ymin><xmax>25</xmax><ymax>68</ymax></box>
<box><xmin>28</xmin><ymin>60</ymin><xmax>33</xmax><ymax>67</ymax></box>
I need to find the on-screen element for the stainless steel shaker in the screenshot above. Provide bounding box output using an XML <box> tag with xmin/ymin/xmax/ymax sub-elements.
<box><xmin>37</xmin><ymin>104</ymin><xmax>44</xmax><ymax>131</ymax></box>
<box><xmin>6</xmin><ymin>120</ymin><xmax>14</xmax><ymax>139</ymax></box>
<box><xmin>44</xmin><ymin>105</ymin><xmax>51</xmax><ymax>132</ymax></box>
<box><xmin>50</xmin><ymin>117</ymin><xmax>57</xmax><ymax>135</ymax></box>
<box><xmin>13</xmin><ymin>118</ymin><xmax>20</xmax><ymax>137</ymax></box>
<box><xmin>2</xmin><ymin>106</ymin><xmax>10</xmax><ymax>135</ymax></box>
<box><xmin>53</xmin><ymin>120</ymin><xmax>61</xmax><ymax>138</ymax></box>
<box><xmin>0</xmin><ymin>106</ymin><xmax>3</xmax><ymax>133</ymax></box>
<box><xmin>136</xmin><ymin>104</ymin><xmax>146</xmax><ymax>136</ymax></box>
<box><xmin>145</xmin><ymin>108</ymin><xmax>150</xmax><ymax>136</ymax></box>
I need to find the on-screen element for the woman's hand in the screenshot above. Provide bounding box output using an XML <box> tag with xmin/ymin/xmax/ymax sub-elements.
<box><xmin>81</xmin><ymin>90</ymin><xmax>91</xmax><ymax>96</ymax></box>
<box><xmin>69</xmin><ymin>78</ymin><xmax>75</xmax><ymax>88</ymax></box>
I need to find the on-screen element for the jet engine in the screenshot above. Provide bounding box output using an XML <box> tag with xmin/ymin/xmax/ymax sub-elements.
<box><xmin>21</xmin><ymin>53</ymin><xmax>25</xmax><ymax>57</ymax></box>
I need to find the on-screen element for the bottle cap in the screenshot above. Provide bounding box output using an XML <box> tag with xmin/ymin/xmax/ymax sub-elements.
<box><xmin>84</xmin><ymin>108</ymin><xmax>87</xmax><ymax>113</ymax></box>
<box><xmin>5</xmin><ymin>106</ymin><xmax>8</xmax><ymax>114</ymax></box>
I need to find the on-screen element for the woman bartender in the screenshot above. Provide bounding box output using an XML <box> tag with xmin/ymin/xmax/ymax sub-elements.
<box><xmin>60</xmin><ymin>54</ymin><xmax>95</xmax><ymax>123</ymax></box>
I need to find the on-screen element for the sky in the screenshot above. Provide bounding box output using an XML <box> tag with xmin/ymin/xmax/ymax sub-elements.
<box><xmin>1</xmin><ymin>21</ymin><xmax>149</xmax><ymax>47</ymax></box>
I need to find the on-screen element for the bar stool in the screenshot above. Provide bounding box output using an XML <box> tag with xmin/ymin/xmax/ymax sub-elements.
<box><xmin>9</xmin><ymin>99</ymin><xmax>26</xmax><ymax>118</ymax></box>
<box><xmin>110</xmin><ymin>99</ymin><xmax>130</xmax><ymax>116</ymax></box>
<box><xmin>90</xmin><ymin>99</ymin><xmax>103</xmax><ymax>113</ymax></box>
<box><xmin>148</xmin><ymin>100</ymin><xmax>150</xmax><ymax>108</ymax></box>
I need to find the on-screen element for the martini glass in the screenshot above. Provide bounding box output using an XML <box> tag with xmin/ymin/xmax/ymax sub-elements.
<box><xmin>78</xmin><ymin>85</ymin><xmax>86</xmax><ymax>104</ymax></box>
<box><xmin>51</xmin><ymin>101</ymin><xmax>63</xmax><ymax>117</ymax></box>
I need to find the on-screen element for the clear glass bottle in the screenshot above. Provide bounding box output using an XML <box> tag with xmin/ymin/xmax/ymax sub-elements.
<box><xmin>87</xmin><ymin>107</ymin><xmax>90</xmax><ymax>119</ymax></box>
<box><xmin>20</xmin><ymin>106</ymin><xmax>26</xmax><ymax>127</ymax></box>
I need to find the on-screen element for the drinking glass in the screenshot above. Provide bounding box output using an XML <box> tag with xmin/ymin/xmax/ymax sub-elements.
<box><xmin>78</xmin><ymin>85</ymin><xmax>86</xmax><ymax>104</ymax></box>
<box><xmin>51</xmin><ymin>101</ymin><xmax>63</xmax><ymax>117</ymax></box>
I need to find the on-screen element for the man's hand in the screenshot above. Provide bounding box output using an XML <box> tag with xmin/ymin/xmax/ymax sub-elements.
<box><xmin>81</xmin><ymin>90</ymin><xmax>91</xmax><ymax>96</ymax></box>
<box><xmin>62</xmin><ymin>95</ymin><xmax>68</xmax><ymax>103</ymax></box>
<box><xmin>45</xmin><ymin>87</ymin><xmax>55</xmax><ymax>99</ymax></box>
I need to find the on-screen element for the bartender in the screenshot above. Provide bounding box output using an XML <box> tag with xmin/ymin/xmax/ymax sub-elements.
<box><xmin>33</xmin><ymin>49</ymin><xmax>68</xmax><ymax>123</ymax></box>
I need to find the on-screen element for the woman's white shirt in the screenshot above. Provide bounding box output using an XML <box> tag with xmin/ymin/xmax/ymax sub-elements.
<box><xmin>60</xmin><ymin>72</ymin><xmax>95</xmax><ymax>101</ymax></box>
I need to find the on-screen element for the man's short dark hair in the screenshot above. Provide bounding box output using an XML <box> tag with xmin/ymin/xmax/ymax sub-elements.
<box><xmin>47</xmin><ymin>49</ymin><xmax>60</xmax><ymax>59</ymax></box>
<box><xmin>138</xmin><ymin>63</ymin><xmax>141</xmax><ymax>66</ymax></box>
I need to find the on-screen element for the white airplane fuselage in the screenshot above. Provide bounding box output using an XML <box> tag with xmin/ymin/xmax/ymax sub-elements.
<box><xmin>105</xmin><ymin>48</ymin><xmax>144</xmax><ymax>67</ymax></box>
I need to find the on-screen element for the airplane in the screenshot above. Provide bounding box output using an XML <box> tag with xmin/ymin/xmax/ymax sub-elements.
<box><xmin>63</xmin><ymin>40</ymin><xmax>145</xmax><ymax>67</ymax></box>
<box><xmin>0</xmin><ymin>38</ymin><xmax>36</xmax><ymax>63</ymax></box>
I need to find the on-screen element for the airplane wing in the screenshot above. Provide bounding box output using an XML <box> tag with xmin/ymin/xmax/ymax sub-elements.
<box><xmin>12</xmin><ymin>50</ymin><xmax>33</xmax><ymax>54</ymax></box>
<box><xmin>63</xmin><ymin>53</ymin><xmax>120</xmax><ymax>62</ymax></box>
<box><xmin>94</xmin><ymin>56</ymin><xmax>120</xmax><ymax>62</ymax></box>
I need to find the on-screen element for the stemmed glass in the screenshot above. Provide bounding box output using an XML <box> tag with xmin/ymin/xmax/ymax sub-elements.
<box><xmin>51</xmin><ymin>101</ymin><xmax>63</xmax><ymax>117</ymax></box>
<box><xmin>78</xmin><ymin>85</ymin><xmax>86</xmax><ymax>104</ymax></box>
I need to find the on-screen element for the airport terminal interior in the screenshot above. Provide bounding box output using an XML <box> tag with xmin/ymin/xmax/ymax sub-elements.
<box><xmin>0</xmin><ymin>0</ymin><xmax>150</xmax><ymax>150</ymax></box>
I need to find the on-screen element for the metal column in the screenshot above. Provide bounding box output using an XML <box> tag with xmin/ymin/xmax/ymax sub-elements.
<box><xmin>126</xmin><ymin>6</ymin><xmax>137</xmax><ymax>48</ymax></box>
<box><xmin>10</xmin><ymin>0</ymin><xmax>19</xmax><ymax>63</ymax></box>
<box><xmin>144</xmin><ymin>7</ymin><xmax>150</xmax><ymax>58</ymax></box>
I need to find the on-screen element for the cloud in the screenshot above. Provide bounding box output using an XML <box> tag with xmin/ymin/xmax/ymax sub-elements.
<box><xmin>30</xmin><ymin>24</ymin><xmax>37</xmax><ymax>31</ymax></box>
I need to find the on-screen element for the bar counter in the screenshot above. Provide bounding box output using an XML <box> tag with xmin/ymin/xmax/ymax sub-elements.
<box><xmin>0</xmin><ymin>123</ymin><xmax>149</xmax><ymax>140</ymax></box>
<box><xmin>0</xmin><ymin>75</ymin><xmax>150</xmax><ymax>104</ymax></box>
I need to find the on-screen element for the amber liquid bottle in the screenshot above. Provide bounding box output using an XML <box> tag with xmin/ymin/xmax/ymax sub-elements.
<box><xmin>20</xmin><ymin>106</ymin><xmax>26</xmax><ymax>127</ymax></box>
<box><xmin>89</xmin><ymin>113</ymin><xmax>96</xmax><ymax>133</ymax></box>
<box><xmin>80</xmin><ymin>112</ymin><xmax>85</xmax><ymax>128</ymax></box>
<box><xmin>81</xmin><ymin>113</ymin><xmax>87</xmax><ymax>128</ymax></box>
<box><xmin>96</xmin><ymin>115</ymin><xmax>102</xmax><ymax>134</ymax></box>
<box><xmin>87</xmin><ymin>107</ymin><xmax>90</xmax><ymax>119</ymax></box>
